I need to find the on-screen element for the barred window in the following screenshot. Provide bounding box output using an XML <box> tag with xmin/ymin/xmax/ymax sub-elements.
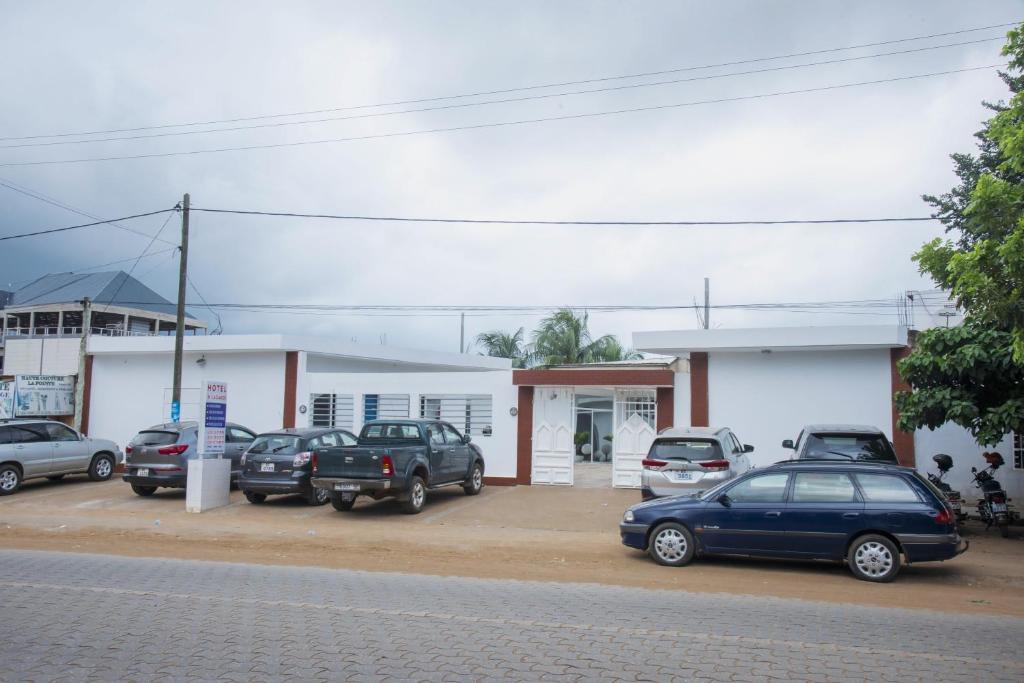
<box><xmin>1014</xmin><ymin>433</ymin><xmax>1023</xmax><ymax>470</ymax></box>
<box><xmin>363</xmin><ymin>394</ymin><xmax>410</xmax><ymax>422</ymax></box>
<box><xmin>310</xmin><ymin>393</ymin><xmax>354</xmax><ymax>430</ymax></box>
<box><xmin>418</xmin><ymin>394</ymin><xmax>493</xmax><ymax>436</ymax></box>
<box><xmin>615</xmin><ymin>391</ymin><xmax>656</xmax><ymax>429</ymax></box>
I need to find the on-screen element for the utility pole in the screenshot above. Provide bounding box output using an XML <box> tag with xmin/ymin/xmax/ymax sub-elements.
<box><xmin>72</xmin><ymin>297</ymin><xmax>91</xmax><ymax>432</ymax></box>
<box><xmin>703</xmin><ymin>277</ymin><xmax>710</xmax><ymax>330</ymax></box>
<box><xmin>171</xmin><ymin>194</ymin><xmax>190</xmax><ymax>422</ymax></box>
<box><xmin>459</xmin><ymin>312</ymin><xmax>465</xmax><ymax>353</ymax></box>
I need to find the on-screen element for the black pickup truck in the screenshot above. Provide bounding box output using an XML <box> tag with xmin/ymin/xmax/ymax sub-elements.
<box><xmin>311</xmin><ymin>419</ymin><xmax>485</xmax><ymax>514</ymax></box>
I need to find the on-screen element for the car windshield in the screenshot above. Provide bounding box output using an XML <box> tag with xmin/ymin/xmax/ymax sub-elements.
<box><xmin>649</xmin><ymin>439</ymin><xmax>722</xmax><ymax>462</ymax></box>
<box><xmin>248</xmin><ymin>435</ymin><xmax>302</xmax><ymax>455</ymax></box>
<box><xmin>803</xmin><ymin>433</ymin><xmax>897</xmax><ymax>462</ymax></box>
<box><xmin>698</xmin><ymin>476</ymin><xmax>739</xmax><ymax>501</ymax></box>
<box><xmin>130</xmin><ymin>430</ymin><xmax>179</xmax><ymax>447</ymax></box>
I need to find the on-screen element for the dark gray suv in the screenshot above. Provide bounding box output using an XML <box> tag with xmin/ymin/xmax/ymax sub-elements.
<box><xmin>783</xmin><ymin>424</ymin><xmax>899</xmax><ymax>463</ymax></box>
<box><xmin>0</xmin><ymin>419</ymin><xmax>121</xmax><ymax>495</ymax></box>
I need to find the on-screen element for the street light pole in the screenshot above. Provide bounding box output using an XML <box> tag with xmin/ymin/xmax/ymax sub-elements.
<box><xmin>171</xmin><ymin>194</ymin><xmax>189</xmax><ymax>422</ymax></box>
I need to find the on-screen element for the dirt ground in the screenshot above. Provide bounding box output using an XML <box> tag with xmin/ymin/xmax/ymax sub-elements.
<box><xmin>2</xmin><ymin>474</ymin><xmax>1022</xmax><ymax>617</ymax></box>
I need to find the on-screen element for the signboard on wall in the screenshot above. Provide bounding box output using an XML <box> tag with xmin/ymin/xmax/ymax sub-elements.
<box><xmin>0</xmin><ymin>381</ymin><xmax>14</xmax><ymax>419</ymax></box>
<box><xmin>14</xmin><ymin>375</ymin><xmax>75</xmax><ymax>416</ymax></box>
<box><xmin>199</xmin><ymin>380</ymin><xmax>227</xmax><ymax>455</ymax></box>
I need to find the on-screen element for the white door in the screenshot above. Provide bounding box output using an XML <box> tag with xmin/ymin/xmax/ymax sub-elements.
<box><xmin>612</xmin><ymin>390</ymin><xmax>657</xmax><ymax>488</ymax></box>
<box><xmin>532</xmin><ymin>387</ymin><xmax>574</xmax><ymax>485</ymax></box>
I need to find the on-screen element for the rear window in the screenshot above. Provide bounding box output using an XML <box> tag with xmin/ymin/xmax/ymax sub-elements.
<box><xmin>803</xmin><ymin>433</ymin><xmax>897</xmax><ymax>462</ymax></box>
<box><xmin>650</xmin><ymin>439</ymin><xmax>723</xmax><ymax>461</ymax></box>
<box><xmin>247</xmin><ymin>435</ymin><xmax>303</xmax><ymax>455</ymax></box>
<box><xmin>855</xmin><ymin>474</ymin><xmax>920</xmax><ymax>503</ymax></box>
<box><xmin>360</xmin><ymin>424</ymin><xmax>421</xmax><ymax>442</ymax></box>
<box><xmin>130</xmin><ymin>431</ymin><xmax>179</xmax><ymax>447</ymax></box>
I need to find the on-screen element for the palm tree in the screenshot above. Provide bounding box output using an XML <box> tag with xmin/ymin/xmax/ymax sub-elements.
<box><xmin>530</xmin><ymin>309</ymin><xmax>641</xmax><ymax>366</ymax></box>
<box><xmin>475</xmin><ymin>327</ymin><xmax>527</xmax><ymax>368</ymax></box>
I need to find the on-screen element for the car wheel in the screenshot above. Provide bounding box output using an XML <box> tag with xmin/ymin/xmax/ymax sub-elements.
<box><xmin>307</xmin><ymin>486</ymin><xmax>330</xmax><ymax>506</ymax></box>
<box><xmin>330</xmin><ymin>493</ymin><xmax>355</xmax><ymax>511</ymax></box>
<box><xmin>648</xmin><ymin>522</ymin><xmax>695</xmax><ymax>567</ymax></box>
<box><xmin>463</xmin><ymin>464</ymin><xmax>483</xmax><ymax>496</ymax></box>
<box><xmin>88</xmin><ymin>453</ymin><xmax>115</xmax><ymax>481</ymax></box>
<box><xmin>244</xmin><ymin>491</ymin><xmax>267</xmax><ymax>504</ymax></box>
<box><xmin>999</xmin><ymin>521</ymin><xmax>1010</xmax><ymax>538</ymax></box>
<box><xmin>402</xmin><ymin>476</ymin><xmax>426</xmax><ymax>514</ymax></box>
<box><xmin>47</xmin><ymin>474</ymin><xmax>65</xmax><ymax>481</ymax></box>
<box><xmin>131</xmin><ymin>484</ymin><xmax>156</xmax><ymax>497</ymax></box>
<box><xmin>848</xmin><ymin>535</ymin><xmax>901</xmax><ymax>582</ymax></box>
<box><xmin>0</xmin><ymin>465</ymin><xmax>22</xmax><ymax>496</ymax></box>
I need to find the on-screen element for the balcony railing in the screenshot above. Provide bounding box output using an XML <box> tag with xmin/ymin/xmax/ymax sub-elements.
<box><xmin>0</xmin><ymin>326</ymin><xmax>171</xmax><ymax>340</ymax></box>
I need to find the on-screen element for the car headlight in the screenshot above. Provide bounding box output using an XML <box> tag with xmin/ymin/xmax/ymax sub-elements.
<box><xmin>623</xmin><ymin>509</ymin><xmax>635</xmax><ymax>523</ymax></box>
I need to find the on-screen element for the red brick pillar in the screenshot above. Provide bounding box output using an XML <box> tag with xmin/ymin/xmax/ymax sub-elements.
<box><xmin>282</xmin><ymin>351</ymin><xmax>298</xmax><ymax>428</ymax></box>
<box><xmin>656</xmin><ymin>387</ymin><xmax>674</xmax><ymax>432</ymax></box>
<box><xmin>690</xmin><ymin>352</ymin><xmax>709</xmax><ymax>427</ymax></box>
<box><xmin>890</xmin><ymin>346</ymin><xmax>916</xmax><ymax>466</ymax></box>
<box><xmin>515</xmin><ymin>386</ymin><xmax>534</xmax><ymax>485</ymax></box>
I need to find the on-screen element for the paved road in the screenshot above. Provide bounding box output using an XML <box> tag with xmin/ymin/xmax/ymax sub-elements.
<box><xmin>1</xmin><ymin>550</ymin><xmax>1022</xmax><ymax>682</ymax></box>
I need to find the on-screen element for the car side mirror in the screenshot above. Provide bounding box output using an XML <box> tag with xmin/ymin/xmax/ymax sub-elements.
<box><xmin>462</xmin><ymin>434</ymin><xmax>472</xmax><ymax>444</ymax></box>
<box><xmin>781</xmin><ymin>440</ymin><xmax>794</xmax><ymax>449</ymax></box>
<box><xmin>743</xmin><ymin>444</ymin><xmax>754</xmax><ymax>453</ymax></box>
<box><xmin>717</xmin><ymin>494</ymin><xmax>731</xmax><ymax>507</ymax></box>
<box><xmin>971</xmin><ymin>466</ymin><xmax>978</xmax><ymax>473</ymax></box>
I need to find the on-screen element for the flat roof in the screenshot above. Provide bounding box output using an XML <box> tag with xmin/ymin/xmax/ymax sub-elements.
<box><xmin>633</xmin><ymin>325</ymin><xmax>908</xmax><ymax>354</ymax></box>
<box><xmin>87</xmin><ymin>334</ymin><xmax>512</xmax><ymax>372</ymax></box>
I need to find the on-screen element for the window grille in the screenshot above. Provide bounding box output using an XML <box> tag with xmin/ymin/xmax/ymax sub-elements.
<box><xmin>418</xmin><ymin>394</ymin><xmax>493</xmax><ymax>436</ymax></box>
<box><xmin>1014</xmin><ymin>433</ymin><xmax>1023</xmax><ymax>470</ymax></box>
<box><xmin>310</xmin><ymin>393</ymin><xmax>354</xmax><ymax>429</ymax></box>
<box><xmin>615</xmin><ymin>392</ymin><xmax>656</xmax><ymax>429</ymax></box>
<box><xmin>363</xmin><ymin>394</ymin><xmax>410</xmax><ymax>422</ymax></box>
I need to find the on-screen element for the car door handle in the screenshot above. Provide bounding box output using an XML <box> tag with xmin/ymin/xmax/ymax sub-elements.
<box><xmin>842</xmin><ymin>512</ymin><xmax>860</xmax><ymax>519</ymax></box>
<box><xmin>764</xmin><ymin>511</ymin><xmax>781</xmax><ymax>518</ymax></box>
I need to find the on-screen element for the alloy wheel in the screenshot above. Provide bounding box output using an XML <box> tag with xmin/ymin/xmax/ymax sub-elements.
<box><xmin>472</xmin><ymin>468</ymin><xmax>482</xmax><ymax>490</ymax></box>
<box><xmin>95</xmin><ymin>458</ymin><xmax>112</xmax><ymax>478</ymax></box>
<box><xmin>854</xmin><ymin>541</ymin><xmax>893</xmax><ymax>578</ymax></box>
<box><xmin>653</xmin><ymin>527</ymin><xmax>688</xmax><ymax>563</ymax></box>
<box><xmin>0</xmin><ymin>470</ymin><xmax>17</xmax><ymax>492</ymax></box>
<box><xmin>412</xmin><ymin>482</ymin><xmax>425</xmax><ymax>508</ymax></box>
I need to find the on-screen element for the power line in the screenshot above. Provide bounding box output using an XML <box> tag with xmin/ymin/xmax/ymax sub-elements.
<box><xmin>0</xmin><ymin>63</ymin><xmax>1002</xmax><ymax>168</ymax></box>
<box><xmin>0</xmin><ymin>209</ymin><xmax>178</xmax><ymax>242</ymax></box>
<box><xmin>190</xmin><ymin>206</ymin><xmax>936</xmax><ymax>226</ymax></box>
<box><xmin>0</xmin><ymin>36</ymin><xmax>1003</xmax><ymax>150</ymax></box>
<box><xmin>3</xmin><ymin>20</ymin><xmax>1016</xmax><ymax>142</ymax></box>
<box><xmin>100</xmin><ymin>209</ymin><xmax>178</xmax><ymax>313</ymax></box>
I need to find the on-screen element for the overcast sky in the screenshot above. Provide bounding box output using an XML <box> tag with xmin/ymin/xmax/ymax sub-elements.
<box><xmin>0</xmin><ymin>1</ymin><xmax>1019</xmax><ymax>353</ymax></box>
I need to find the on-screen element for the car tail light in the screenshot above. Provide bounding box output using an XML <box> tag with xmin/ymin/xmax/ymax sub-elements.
<box><xmin>991</xmin><ymin>493</ymin><xmax>1006</xmax><ymax>504</ymax></box>
<box><xmin>698</xmin><ymin>460</ymin><xmax>731</xmax><ymax>471</ymax></box>
<box><xmin>125</xmin><ymin>446</ymin><xmax>133</xmax><ymax>455</ymax></box>
<box><xmin>934</xmin><ymin>508</ymin><xmax>952</xmax><ymax>525</ymax></box>
<box><xmin>157</xmin><ymin>444</ymin><xmax>188</xmax><ymax>455</ymax></box>
<box><xmin>642</xmin><ymin>458</ymin><xmax>667</xmax><ymax>470</ymax></box>
<box><xmin>293</xmin><ymin>452</ymin><xmax>312</xmax><ymax>467</ymax></box>
<box><xmin>382</xmin><ymin>455</ymin><xmax>394</xmax><ymax>477</ymax></box>
<box><xmin>311</xmin><ymin>451</ymin><xmax>318</xmax><ymax>474</ymax></box>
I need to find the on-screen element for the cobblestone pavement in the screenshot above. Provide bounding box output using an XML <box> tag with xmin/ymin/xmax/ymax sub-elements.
<box><xmin>1</xmin><ymin>550</ymin><xmax>1022</xmax><ymax>682</ymax></box>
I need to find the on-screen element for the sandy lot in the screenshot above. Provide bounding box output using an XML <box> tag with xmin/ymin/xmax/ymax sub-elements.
<box><xmin>1</xmin><ymin>474</ymin><xmax>1022</xmax><ymax>617</ymax></box>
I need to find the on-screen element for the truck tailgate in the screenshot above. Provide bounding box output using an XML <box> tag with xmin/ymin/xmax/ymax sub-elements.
<box><xmin>314</xmin><ymin>446</ymin><xmax>390</xmax><ymax>479</ymax></box>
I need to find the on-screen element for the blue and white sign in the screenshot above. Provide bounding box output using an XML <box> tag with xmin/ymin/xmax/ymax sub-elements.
<box><xmin>170</xmin><ymin>400</ymin><xmax>180</xmax><ymax>423</ymax></box>
<box><xmin>200</xmin><ymin>380</ymin><xmax>227</xmax><ymax>455</ymax></box>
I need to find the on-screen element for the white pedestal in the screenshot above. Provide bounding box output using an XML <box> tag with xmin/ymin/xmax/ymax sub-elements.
<box><xmin>185</xmin><ymin>458</ymin><xmax>232</xmax><ymax>513</ymax></box>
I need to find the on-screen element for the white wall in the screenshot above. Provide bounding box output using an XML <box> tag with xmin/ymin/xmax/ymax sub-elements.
<box><xmin>707</xmin><ymin>349</ymin><xmax>894</xmax><ymax>468</ymax></box>
<box><xmin>302</xmin><ymin>366</ymin><xmax>519</xmax><ymax>479</ymax></box>
<box><xmin>4</xmin><ymin>337</ymin><xmax>81</xmax><ymax>376</ymax></box>
<box><xmin>915</xmin><ymin>424</ymin><xmax>1022</xmax><ymax>501</ymax></box>
<box><xmin>87</xmin><ymin>350</ymin><xmax>287</xmax><ymax>449</ymax></box>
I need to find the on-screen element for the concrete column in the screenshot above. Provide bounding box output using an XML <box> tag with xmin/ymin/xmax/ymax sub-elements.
<box><xmin>28</xmin><ymin>311</ymin><xmax>34</xmax><ymax>334</ymax></box>
<box><xmin>122</xmin><ymin>314</ymin><xmax>130</xmax><ymax>336</ymax></box>
<box><xmin>57</xmin><ymin>311</ymin><xmax>64</xmax><ymax>336</ymax></box>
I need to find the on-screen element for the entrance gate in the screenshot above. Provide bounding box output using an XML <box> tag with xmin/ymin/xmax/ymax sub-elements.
<box><xmin>612</xmin><ymin>389</ymin><xmax>657</xmax><ymax>488</ymax></box>
<box><xmin>531</xmin><ymin>387</ymin><xmax>574</xmax><ymax>485</ymax></box>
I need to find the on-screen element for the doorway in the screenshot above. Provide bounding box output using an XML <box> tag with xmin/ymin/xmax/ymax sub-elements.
<box><xmin>574</xmin><ymin>389</ymin><xmax>615</xmax><ymax>488</ymax></box>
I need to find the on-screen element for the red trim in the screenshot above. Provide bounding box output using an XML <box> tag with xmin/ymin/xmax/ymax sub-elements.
<box><xmin>656</xmin><ymin>387</ymin><xmax>674</xmax><ymax>432</ymax></box>
<box><xmin>80</xmin><ymin>355</ymin><xmax>94</xmax><ymax>435</ymax></box>
<box><xmin>690</xmin><ymin>352</ymin><xmax>709</xmax><ymax>427</ymax></box>
<box><xmin>483</xmin><ymin>476</ymin><xmax>517</xmax><ymax>486</ymax></box>
<box><xmin>283</xmin><ymin>351</ymin><xmax>298</xmax><ymax>428</ymax></box>
<box><xmin>516</xmin><ymin>386</ymin><xmax>534</xmax><ymax>485</ymax></box>
<box><xmin>890</xmin><ymin>345</ymin><xmax>916</xmax><ymax>466</ymax></box>
<box><xmin>513</xmin><ymin>368</ymin><xmax>673</xmax><ymax>387</ymax></box>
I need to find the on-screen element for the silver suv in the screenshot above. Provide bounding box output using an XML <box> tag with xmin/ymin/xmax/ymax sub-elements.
<box><xmin>641</xmin><ymin>427</ymin><xmax>754</xmax><ymax>500</ymax></box>
<box><xmin>0</xmin><ymin>419</ymin><xmax>121</xmax><ymax>495</ymax></box>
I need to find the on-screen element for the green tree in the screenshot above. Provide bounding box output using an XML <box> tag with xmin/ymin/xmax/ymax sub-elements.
<box><xmin>475</xmin><ymin>327</ymin><xmax>527</xmax><ymax>368</ymax></box>
<box><xmin>530</xmin><ymin>308</ymin><xmax>640</xmax><ymax>366</ymax></box>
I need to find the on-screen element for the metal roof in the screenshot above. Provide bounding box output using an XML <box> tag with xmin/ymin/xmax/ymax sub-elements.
<box><xmin>4</xmin><ymin>271</ymin><xmax>196</xmax><ymax>319</ymax></box>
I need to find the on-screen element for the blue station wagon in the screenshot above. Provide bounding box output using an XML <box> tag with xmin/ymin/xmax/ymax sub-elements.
<box><xmin>620</xmin><ymin>461</ymin><xmax>968</xmax><ymax>582</ymax></box>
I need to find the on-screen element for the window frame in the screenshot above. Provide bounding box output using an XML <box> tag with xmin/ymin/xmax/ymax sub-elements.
<box><xmin>44</xmin><ymin>423</ymin><xmax>80</xmax><ymax>442</ymax></box>
<box><xmin>790</xmin><ymin>471</ymin><xmax>860</xmax><ymax>504</ymax></box>
<box><xmin>852</xmin><ymin>473</ymin><xmax>923</xmax><ymax>504</ymax></box>
<box><xmin>723</xmin><ymin>472</ymin><xmax>792</xmax><ymax>504</ymax></box>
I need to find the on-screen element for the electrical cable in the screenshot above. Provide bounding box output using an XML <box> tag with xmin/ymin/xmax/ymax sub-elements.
<box><xmin>99</xmin><ymin>209</ymin><xmax>178</xmax><ymax>313</ymax></box>
<box><xmin>0</xmin><ymin>63</ymin><xmax>1003</xmax><ymax>168</ymax></box>
<box><xmin>0</xmin><ymin>209</ymin><xmax>178</xmax><ymax>242</ymax></box>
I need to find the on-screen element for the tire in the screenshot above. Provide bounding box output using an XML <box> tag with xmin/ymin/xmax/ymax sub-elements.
<box><xmin>402</xmin><ymin>476</ymin><xmax>426</xmax><ymax>514</ymax></box>
<box><xmin>0</xmin><ymin>465</ymin><xmax>22</xmax><ymax>496</ymax></box>
<box><xmin>999</xmin><ymin>521</ymin><xmax>1010</xmax><ymax>538</ymax></box>
<box><xmin>463</xmin><ymin>463</ymin><xmax>483</xmax><ymax>496</ymax></box>
<box><xmin>648</xmin><ymin>522</ymin><xmax>696</xmax><ymax>567</ymax></box>
<box><xmin>131</xmin><ymin>484</ymin><xmax>156</xmax><ymax>497</ymax></box>
<box><xmin>848</xmin><ymin>534</ymin><xmax>901</xmax><ymax>583</ymax></box>
<box><xmin>47</xmin><ymin>474</ymin><xmax>65</xmax><ymax>481</ymax></box>
<box><xmin>307</xmin><ymin>486</ymin><xmax>329</xmax><ymax>506</ymax></box>
<box><xmin>330</xmin><ymin>493</ymin><xmax>355</xmax><ymax>511</ymax></box>
<box><xmin>88</xmin><ymin>453</ymin><xmax>115</xmax><ymax>482</ymax></box>
<box><xmin>245</xmin><ymin>491</ymin><xmax>267</xmax><ymax>505</ymax></box>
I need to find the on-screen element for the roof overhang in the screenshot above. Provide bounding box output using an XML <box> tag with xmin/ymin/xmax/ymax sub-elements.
<box><xmin>513</xmin><ymin>367</ymin><xmax>674</xmax><ymax>386</ymax></box>
<box><xmin>633</xmin><ymin>325</ymin><xmax>909</xmax><ymax>355</ymax></box>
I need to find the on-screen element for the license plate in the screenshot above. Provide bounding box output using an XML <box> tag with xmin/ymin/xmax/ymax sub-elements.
<box><xmin>260</xmin><ymin>463</ymin><xmax>275</xmax><ymax>473</ymax></box>
<box><xmin>670</xmin><ymin>471</ymin><xmax>695</xmax><ymax>481</ymax></box>
<box><xmin>137</xmin><ymin>468</ymin><xmax>149</xmax><ymax>477</ymax></box>
<box><xmin>991</xmin><ymin>503</ymin><xmax>1008</xmax><ymax>513</ymax></box>
<box><xmin>335</xmin><ymin>483</ymin><xmax>360</xmax><ymax>492</ymax></box>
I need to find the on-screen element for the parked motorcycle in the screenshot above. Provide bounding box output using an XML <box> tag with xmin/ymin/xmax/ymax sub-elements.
<box><xmin>928</xmin><ymin>454</ymin><xmax>968</xmax><ymax>523</ymax></box>
<box><xmin>971</xmin><ymin>452</ymin><xmax>1011</xmax><ymax>538</ymax></box>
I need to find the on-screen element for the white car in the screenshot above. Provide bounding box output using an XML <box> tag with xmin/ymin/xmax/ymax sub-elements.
<box><xmin>640</xmin><ymin>427</ymin><xmax>754</xmax><ymax>500</ymax></box>
<box><xmin>0</xmin><ymin>419</ymin><xmax>121</xmax><ymax>495</ymax></box>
